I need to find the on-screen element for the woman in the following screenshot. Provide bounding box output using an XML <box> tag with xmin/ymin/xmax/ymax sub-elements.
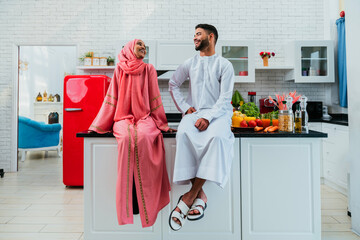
<box><xmin>89</xmin><ymin>39</ymin><xmax>175</xmax><ymax>228</ymax></box>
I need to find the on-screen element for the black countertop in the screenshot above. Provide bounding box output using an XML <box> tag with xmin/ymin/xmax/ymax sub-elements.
<box><xmin>77</xmin><ymin>130</ymin><xmax>327</xmax><ymax>138</ymax></box>
<box><xmin>309</xmin><ymin>113</ymin><xmax>348</xmax><ymax>126</ymax></box>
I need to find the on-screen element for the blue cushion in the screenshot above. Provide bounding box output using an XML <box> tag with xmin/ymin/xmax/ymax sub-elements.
<box><xmin>18</xmin><ymin>116</ymin><xmax>62</xmax><ymax>149</ymax></box>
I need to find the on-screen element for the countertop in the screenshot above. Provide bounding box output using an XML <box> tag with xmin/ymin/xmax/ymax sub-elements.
<box><xmin>77</xmin><ymin>112</ymin><xmax>332</xmax><ymax>139</ymax></box>
<box><xmin>309</xmin><ymin>113</ymin><xmax>348</xmax><ymax>126</ymax></box>
<box><xmin>77</xmin><ymin>130</ymin><xmax>327</xmax><ymax>138</ymax></box>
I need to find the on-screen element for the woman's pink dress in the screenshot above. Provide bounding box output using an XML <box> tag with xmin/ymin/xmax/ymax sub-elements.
<box><xmin>89</xmin><ymin>39</ymin><xmax>170</xmax><ymax>228</ymax></box>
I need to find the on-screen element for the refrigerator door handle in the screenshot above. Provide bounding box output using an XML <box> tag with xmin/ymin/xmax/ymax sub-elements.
<box><xmin>64</xmin><ymin>108</ymin><xmax>83</xmax><ymax>112</ymax></box>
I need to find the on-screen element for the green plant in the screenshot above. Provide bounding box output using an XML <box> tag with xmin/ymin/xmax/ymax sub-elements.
<box><xmin>79</xmin><ymin>52</ymin><xmax>94</xmax><ymax>62</ymax></box>
<box><xmin>107</xmin><ymin>56</ymin><xmax>115</xmax><ymax>63</ymax></box>
<box><xmin>239</xmin><ymin>102</ymin><xmax>260</xmax><ymax>117</ymax></box>
<box><xmin>231</xmin><ymin>90</ymin><xmax>244</xmax><ymax>108</ymax></box>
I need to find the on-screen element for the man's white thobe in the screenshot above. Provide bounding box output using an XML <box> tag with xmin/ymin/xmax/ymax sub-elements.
<box><xmin>169</xmin><ymin>53</ymin><xmax>235</xmax><ymax>188</ymax></box>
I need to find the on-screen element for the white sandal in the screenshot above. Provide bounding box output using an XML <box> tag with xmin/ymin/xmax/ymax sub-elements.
<box><xmin>187</xmin><ymin>198</ymin><xmax>207</xmax><ymax>221</ymax></box>
<box><xmin>169</xmin><ymin>195</ymin><xmax>189</xmax><ymax>231</ymax></box>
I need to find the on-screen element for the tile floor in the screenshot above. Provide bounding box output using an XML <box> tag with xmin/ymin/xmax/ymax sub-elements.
<box><xmin>0</xmin><ymin>151</ymin><xmax>359</xmax><ymax>240</ymax></box>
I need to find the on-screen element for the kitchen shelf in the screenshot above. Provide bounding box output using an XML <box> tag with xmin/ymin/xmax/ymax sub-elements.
<box><xmin>255</xmin><ymin>66</ymin><xmax>294</xmax><ymax>70</ymax></box>
<box><xmin>77</xmin><ymin>66</ymin><xmax>115</xmax><ymax>70</ymax></box>
<box><xmin>301</xmin><ymin>58</ymin><xmax>327</xmax><ymax>60</ymax></box>
<box><xmin>227</xmin><ymin>58</ymin><xmax>248</xmax><ymax>61</ymax></box>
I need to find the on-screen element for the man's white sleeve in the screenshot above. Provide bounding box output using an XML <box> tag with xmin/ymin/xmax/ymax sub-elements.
<box><xmin>169</xmin><ymin>61</ymin><xmax>191</xmax><ymax>114</ymax></box>
<box><xmin>198</xmin><ymin>62</ymin><xmax>235</xmax><ymax>122</ymax></box>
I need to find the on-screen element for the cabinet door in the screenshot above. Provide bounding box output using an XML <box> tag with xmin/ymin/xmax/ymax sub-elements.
<box><xmin>216</xmin><ymin>40</ymin><xmax>254</xmax><ymax>83</ymax></box>
<box><xmin>321</xmin><ymin>124</ymin><xmax>349</xmax><ymax>193</ymax></box>
<box><xmin>115</xmin><ymin>40</ymin><xmax>157</xmax><ymax>67</ymax></box>
<box><xmin>156</xmin><ymin>41</ymin><xmax>197</xmax><ymax>70</ymax></box>
<box><xmin>294</xmin><ymin>41</ymin><xmax>335</xmax><ymax>83</ymax></box>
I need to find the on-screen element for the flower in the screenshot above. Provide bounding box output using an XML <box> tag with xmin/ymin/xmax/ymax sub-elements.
<box><xmin>269</xmin><ymin>91</ymin><xmax>301</xmax><ymax>110</ymax></box>
<box><xmin>259</xmin><ymin>51</ymin><xmax>275</xmax><ymax>59</ymax></box>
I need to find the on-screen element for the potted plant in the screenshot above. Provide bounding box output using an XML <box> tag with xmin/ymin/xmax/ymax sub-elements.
<box><xmin>79</xmin><ymin>52</ymin><xmax>93</xmax><ymax>66</ymax></box>
<box><xmin>107</xmin><ymin>56</ymin><xmax>115</xmax><ymax>66</ymax></box>
<box><xmin>259</xmin><ymin>51</ymin><xmax>275</xmax><ymax>67</ymax></box>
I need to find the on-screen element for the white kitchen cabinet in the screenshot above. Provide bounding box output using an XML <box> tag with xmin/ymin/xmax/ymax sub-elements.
<box><xmin>156</xmin><ymin>41</ymin><xmax>197</xmax><ymax>70</ymax></box>
<box><xmin>115</xmin><ymin>40</ymin><xmax>157</xmax><ymax>67</ymax></box>
<box><xmin>216</xmin><ymin>41</ymin><xmax>254</xmax><ymax>83</ymax></box>
<box><xmin>241</xmin><ymin>138</ymin><xmax>321</xmax><ymax>240</ymax></box>
<box><xmin>285</xmin><ymin>41</ymin><xmax>335</xmax><ymax>83</ymax></box>
<box><xmin>84</xmin><ymin>137</ymin><xmax>241</xmax><ymax>240</ymax></box>
<box><xmin>321</xmin><ymin>123</ymin><xmax>349</xmax><ymax>194</ymax></box>
<box><xmin>309</xmin><ymin>122</ymin><xmax>324</xmax><ymax>180</ymax></box>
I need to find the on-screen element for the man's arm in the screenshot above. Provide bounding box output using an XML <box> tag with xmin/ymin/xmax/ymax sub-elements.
<box><xmin>169</xmin><ymin>60</ymin><xmax>192</xmax><ymax>115</ymax></box>
<box><xmin>197</xmin><ymin>61</ymin><xmax>235</xmax><ymax>123</ymax></box>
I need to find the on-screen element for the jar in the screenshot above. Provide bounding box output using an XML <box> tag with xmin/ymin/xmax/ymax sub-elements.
<box><xmin>278</xmin><ymin>110</ymin><xmax>294</xmax><ymax>132</ymax></box>
<box><xmin>100</xmin><ymin>57</ymin><xmax>107</xmax><ymax>66</ymax></box>
<box><xmin>248</xmin><ymin>92</ymin><xmax>256</xmax><ymax>103</ymax></box>
<box><xmin>92</xmin><ymin>57</ymin><xmax>100</xmax><ymax>66</ymax></box>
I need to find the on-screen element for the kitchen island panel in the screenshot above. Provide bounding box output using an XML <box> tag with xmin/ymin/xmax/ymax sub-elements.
<box><xmin>241</xmin><ymin>138</ymin><xmax>321</xmax><ymax>240</ymax></box>
<box><xmin>161</xmin><ymin>138</ymin><xmax>241</xmax><ymax>240</ymax></box>
<box><xmin>84</xmin><ymin>138</ymin><xmax>161</xmax><ymax>240</ymax></box>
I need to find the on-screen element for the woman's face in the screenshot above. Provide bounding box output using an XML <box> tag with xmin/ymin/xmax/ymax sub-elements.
<box><xmin>134</xmin><ymin>40</ymin><xmax>146</xmax><ymax>59</ymax></box>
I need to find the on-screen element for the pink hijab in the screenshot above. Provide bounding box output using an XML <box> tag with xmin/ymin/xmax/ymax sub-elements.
<box><xmin>118</xmin><ymin>39</ymin><xmax>146</xmax><ymax>75</ymax></box>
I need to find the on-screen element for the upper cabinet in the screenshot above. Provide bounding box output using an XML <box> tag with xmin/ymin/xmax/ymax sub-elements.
<box><xmin>156</xmin><ymin>41</ymin><xmax>197</xmax><ymax>70</ymax></box>
<box><xmin>115</xmin><ymin>40</ymin><xmax>157</xmax><ymax>66</ymax></box>
<box><xmin>285</xmin><ymin>41</ymin><xmax>335</xmax><ymax>83</ymax></box>
<box><xmin>216</xmin><ymin>41</ymin><xmax>254</xmax><ymax>83</ymax></box>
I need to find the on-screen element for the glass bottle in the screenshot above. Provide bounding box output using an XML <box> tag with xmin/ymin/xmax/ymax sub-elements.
<box><xmin>36</xmin><ymin>92</ymin><xmax>42</xmax><ymax>102</ymax></box>
<box><xmin>43</xmin><ymin>90</ymin><xmax>48</xmax><ymax>102</ymax></box>
<box><xmin>294</xmin><ymin>104</ymin><xmax>302</xmax><ymax>133</ymax></box>
<box><xmin>300</xmin><ymin>96</ymin><xmax>309</xmax><ymax>133</ymax></box>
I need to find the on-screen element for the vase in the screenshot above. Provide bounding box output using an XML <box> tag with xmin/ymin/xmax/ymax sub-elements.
<box><xmin>262</xmin><ymin>56</ymin><xmax>269</xmax><ymax>67</ymax></box>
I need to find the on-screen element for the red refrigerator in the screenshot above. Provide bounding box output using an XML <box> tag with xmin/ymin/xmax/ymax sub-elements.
<box><xmin>63</xmin><ymin>75</ymin><xmax>110</xmax><ymax>186</ymax></box>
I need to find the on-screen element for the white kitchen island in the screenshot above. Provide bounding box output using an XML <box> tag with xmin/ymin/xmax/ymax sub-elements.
<box><xmin>78</xmin><ymin>130</ymin><xmax>326</xmax><ymax>240</ymax></box>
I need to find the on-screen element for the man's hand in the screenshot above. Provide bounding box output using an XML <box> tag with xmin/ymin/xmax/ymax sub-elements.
<box><xmin>195</xmin><ymin>118</ymin><xmax>209</xmax><ymax>131</ymax></box>
<box><xmin>185</xmin><ymin>107</ymin><xmax>196</xmax><ymax>115</ymax></box>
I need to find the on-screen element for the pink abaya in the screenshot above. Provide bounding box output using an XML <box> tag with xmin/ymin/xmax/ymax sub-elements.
<box><xmin>89</xmin><ymin>39</ymin><xmax>170</xmax><ymax>228</ymax></box>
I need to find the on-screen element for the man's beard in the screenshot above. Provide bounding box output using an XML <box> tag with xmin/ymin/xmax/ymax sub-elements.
<box><xmin>195</xmin><ymin>37</ymin><xmax>210</xmax><ymax>51</ymax></box>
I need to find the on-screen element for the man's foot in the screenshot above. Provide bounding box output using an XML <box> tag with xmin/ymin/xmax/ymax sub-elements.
<box><xmin>172</xmin><ymin>192</ymin><xmax>196</xmax><ymax>225</ymax></box>
<box><xmin>188</xmin><ymin>189</ymin><xmax>207</xmax><ymax>216</ymax></box>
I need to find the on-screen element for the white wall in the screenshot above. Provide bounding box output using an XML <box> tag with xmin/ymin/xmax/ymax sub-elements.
<box><xmin>19</xmin><ymin>46</ymin><xmax>76</xmax><ymax>118</ymax></box>
<box><xmin>1</xmin><ymin>0</ymin><xmax>330</xmax><ymax>171</ymax></box>
<box><xmin>345</xmin><ymin>0</ymin><xmax>360</xmax><ymax>234</ymax></box>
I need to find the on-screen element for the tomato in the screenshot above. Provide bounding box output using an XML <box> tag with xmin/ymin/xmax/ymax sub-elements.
<box><xmin>248</xmin><ymin>120</ymin><xmax>257</xmax><ymax>128</ymax></box>
<box><xmin>255</xmin><ymin>119</ymin><xmax>263</xmax><ymax>127</ymax></box>
<box><xmin>240</xmin><ymin>120</ymin><xmax>248</xmax><ymax>128</ymax></box>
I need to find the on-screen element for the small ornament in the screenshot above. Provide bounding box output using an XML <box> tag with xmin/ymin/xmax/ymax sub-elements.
<box><xmin>36</xmin><ymin>92</ymin><xmax>42</xmax><ymax>102</ymax></box>
<box><xmin>48</xmin><ymin>94</ymin><xmax>54</xmax><ymax>102</ymax></box>
<box><xmin>43</xmin><ymin>90</ymin><xmax>48</xmax><ymax>102</ymax></box>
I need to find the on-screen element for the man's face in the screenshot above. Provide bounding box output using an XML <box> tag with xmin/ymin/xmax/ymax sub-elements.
<box><xmin>194</xmin><ymin>28</ymin><xmax>210</xmax><ymax>51</ymax></box>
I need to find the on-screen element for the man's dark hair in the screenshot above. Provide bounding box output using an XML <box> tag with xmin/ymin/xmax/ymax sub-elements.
<box><xmin>195</xmin><ymin>24</ymin><xmax>218</xmax><ymax>44</ymax></box>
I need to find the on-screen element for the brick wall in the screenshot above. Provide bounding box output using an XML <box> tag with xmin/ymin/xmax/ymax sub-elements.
<box><xmin>0</xmin><ymin>0</ymin><xmax>329</xmax><ymax>171</ymax></box>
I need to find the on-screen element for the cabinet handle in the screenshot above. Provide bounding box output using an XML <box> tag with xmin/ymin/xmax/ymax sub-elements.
<box><xmin>64</xmin><ymin>108</ymin><xmax>82</xmax><ymax>112</ymax></box>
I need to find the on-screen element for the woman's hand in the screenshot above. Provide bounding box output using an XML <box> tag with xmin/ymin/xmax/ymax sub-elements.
<box><xmin>167</xmin><ymin>128</ymin><xmax>177</xmax><ymax>133</ymax></box>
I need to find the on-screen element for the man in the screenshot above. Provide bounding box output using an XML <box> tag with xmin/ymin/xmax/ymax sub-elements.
<box><xmin>168</xmin><ymin>24</ymin><xmax>235</xmax><ymax>231</ymax></box>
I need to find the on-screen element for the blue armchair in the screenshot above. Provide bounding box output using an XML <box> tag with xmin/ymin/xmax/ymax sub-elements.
<box><xmin>18</xmin><ymin>116</ymin><xmax>62</xmax><ymax>161</ymax></box>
